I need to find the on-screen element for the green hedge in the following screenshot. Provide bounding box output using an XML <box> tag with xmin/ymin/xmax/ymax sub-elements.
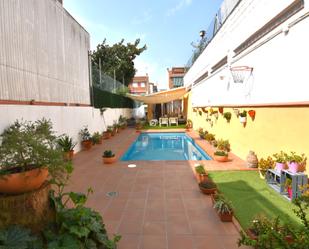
<box><xmin>93</xmin><ymin>86</ymin><xmax>134</xmax><ymax>108</ymax></box>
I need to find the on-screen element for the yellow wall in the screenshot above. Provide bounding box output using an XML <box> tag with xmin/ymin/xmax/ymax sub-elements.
<box><xmin>187</xmin><ymin>92</ymin><xmax>309</xmax><ymax>174</ymax></box>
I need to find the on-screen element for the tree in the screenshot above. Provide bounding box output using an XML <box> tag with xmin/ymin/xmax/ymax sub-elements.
<box><xmin>91</xmin><ymin>39</ymin><xmax>147</xmax><ymax>86</ymax></box>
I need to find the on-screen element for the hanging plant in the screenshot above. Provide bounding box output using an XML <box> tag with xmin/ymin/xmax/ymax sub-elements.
<box><xmin>239</xmin><ymin>111</ymin><xmax>247</xmax><ymax>127</ymax></box>
<box><xmin>199</xmin><ymin>110</ymin><xmax>202</xmax><ymax>116</ymax></box>
<box><xmin>248</xmin><ymin>110</ymin><xmax>256</xmax><ymax>121</ymax></box>
<box><xmin>193</xmin><ymin>108</ymin><xmax>197</xmax><ymax>112</ymax></box>
<box><xmin>202</xmin><ymin>108</ymin><xmax>208</xmax><ymax>113</ymax></box>
<box><xmin>223</xmin><ymin>112</ymin><xmax>232</xmax><ymax>123</ymax></box>
<box><xmin>218</xmin><ymin>107</ymin><xmax>224</xmax><ymax>114</ymax></box>
<box><xmin>213</xmin><ymin>111</ymin><xmax>219</xmax><ymax>120</ymax></box>
<box><xmin>233</xmin><ymin>108</ymin><xmax>240</xmax><ymax>117</ymax></box>
<box><xmin>209</xmin><ymin>108</ymin><xmax>214</xmax><ymax>116</ymax></box>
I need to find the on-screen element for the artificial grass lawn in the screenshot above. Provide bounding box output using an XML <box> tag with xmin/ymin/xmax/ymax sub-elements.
<box><xmin>209</xmin><ymin>171</ymin><xmax>301</xmax><ymax>229</ymax></box>
<box><xmin>142</xmin><ymin>124</ymin><xmax>186</xmax><ymax>130</ymax></box>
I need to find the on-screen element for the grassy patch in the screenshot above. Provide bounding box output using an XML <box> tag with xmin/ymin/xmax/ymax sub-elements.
<box><xmin>142</xmin><ymin>124</ymin><xmax>186</xmax><ymax>130</ymax></box>
<box><xmin>209</xmin><ymin>171</ymin><xmax>301</xmax><ymax>229</ymax></box>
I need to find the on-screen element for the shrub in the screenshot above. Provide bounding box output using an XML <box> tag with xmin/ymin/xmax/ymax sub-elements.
<box><xmin>79</xmin><ymin>126</ymin><xmax>91</xmax><ymax>141</ymax></box>
<box><xmin>214</xmin><ymin>151</ymin><xmax>228</xmax><ymax>156</ymax></box>
<box><xmin>258</xmin><ymin>156</ymin><xmax>275</xmax><ymax>171</ymax></box>
<box><xmin>103</xmin><ymin>150</ymin><xmax>115</xmax><ymax>158</ymax></box>
<box><xmin>57</xmin><ymin>135</ymin><xmax>76</xmax><ymax>152</ymax></box>
<box><xmin>92</xmin><ymin>132</ymin><xmax>102</xmax><ymax>144</ymax></box>
<box><xmin>0</xmin><ymin>118</ymin><xmax>67</xmax><ymax>179</ymax></box>
<box><xmin>195</xmin><ymin>165</ymin><xmax>206</xmax><ymax>175</ymax></box>
<box><xmin>205</xmin><ymin>133</ymin><xmax>215</xmax><ymax>142</ymax></box>
<box><xmin>273</xmin><ymin>151</ymin><xmax>288</xmax><ymax>163</ymax></box>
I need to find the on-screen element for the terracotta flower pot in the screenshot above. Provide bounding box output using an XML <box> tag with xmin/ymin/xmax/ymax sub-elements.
<box><xmin>213</xmin><ymin>155</ymin><xmax>229</xmax><ymax>162</ymax></box>
<box><xmin>275</xmin><ymin>162</ymin><xmax>286</xmax><ymax>172</ymax></box>
<box><xmin>64</xmin><ymin>150</ymin><xmax>74</xmax><ymax>161</ymax></box>
<box><xmin>199</xmin><ymin>185</ymin><xmax>216</xmax><ymax>195</ymax></box>
<box><xmin>102</xmin><ymin>156</ymin><xmax>116</xmax><ymax>164</ymax></box>
<box><xmin>0</xmin><ymin>168</ymin><xmax>49</xmax><ymax>194</ymax></box>
<box><xmin>197</xmin><ymin>173</ymin><xmax>208</xmax><ymax>183</ymax></box>
<box><xmin>217</xmin><ymin>211</ymin><xmax>233</xmax><ymax>222</ymax></box>
<box><xmin>82</xmin><ymin>140</ymin><xmax>92</xmax><ymax>150</ymax></box>
<box><xmin>103</xmin><ymin>132</ymin><xmax>111</xmax><ymax>139</ymax></box>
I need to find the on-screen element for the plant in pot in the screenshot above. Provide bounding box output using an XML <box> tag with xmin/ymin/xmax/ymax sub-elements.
<box><xmin>103</xmin><ymin>127</ymin><xmax>112</xmax><ymax>139</ymax></box>
<box><xmin>216</xmin><ymin>139</ymin><xmax>230</xmax><ymax>152</ymax></box>
<box><xmin>136</xmin><ymin>120</ymin><xmax>143</xmax><ymax>132</ymax></box>
<box><xmin>273</xmin><ymin>151</ymin><xmax>288</xmax><ymax>172</ymax></box>
<box><xmin>102</xmin><ymin>150</ymin><xmax>116</xmax><ymax>164</ymax></box>
<box><xmin>195</xmin><ymin>164</ymin><xmax>208</xmax><ymax>182</ymax></box>
<box><xmin>198</xmin><ymin>128</ymin><xmax>207</xmax><ymax>139</ymax></box>
<box><xmin>213</xmin><ymin>195</ymin><xmax>234</xmax><ymax>222</ymax></box>
<box><xmin>257</xmin><ymin>156</ymin><xmax>274</xmax><ymax>179</ymax></box>
<box><xmin>239</xmin><ymin>110</ymin><xmax>247</xmax><ymax>127</ymax></box>
<box><xmin>286</xmin><ymin>151</ymin><xmax>307</xmax><ymax>173</ymax></box>
<box><xmin>79</xmin><ymin>126</ymin><xmax>92</xmax><ymax>150</ymax></box>
<box><xmin>118</xmin><ymin>115</ymin><xmax>127</xmax><ymax>129</ymax></box>
<box><xmin>186</xmin><ymin>119</ymin><xmax>193</xmax><ymax>131</ymax></box>
<box><xmin>57</xmin><ymin>135</ymin><xmax>77</xmax><ymax>161</ymax></box>
<box><xmin>0</xmin><ymin>119</ymin><xmax>67</xmax><ymax>194</ymax></box>
<box><xmin>223</xmin><ymin>112</ymin><xmax>232</xmax><ymax>123</ymax></box>
<box><xmin>211</xmin><ymin>139</ymin><xmax>218</xmax><ymax>148</ymax></box>
<box><xmin>91</xmin><ymin>131</ymin><xmax>102</xmax><ymax>145</ymax></box>
<box><xmin>204</xmin><ymin>133</ymin><xmax>215</xmax><ymax>143</ymax></box>
<box><xmin>248</xmin><ymin>110</ymin><xmax>256</xmax><ymax>121</ymax></box>
<box><xmin>198</xmin><ymin>180</ymin><xmax>217</xmax><ymax>195</ymax></box>
<box><xmin>213</xmin><ymin>150</ymin><xmax>229</xmax><ymax>162</ymax></box>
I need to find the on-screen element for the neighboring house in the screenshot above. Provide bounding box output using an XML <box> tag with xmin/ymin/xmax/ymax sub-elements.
<box><xmin>128</xmin><ymin>75</ymin><xmax>149</xmax><ymax>95</ymax></box>
<box><xmin>166</xmin><ymin>67</ymin><xmax>186</xmax><ymax>116</ymax></box>
<box><xmin>167</xmin><ymin>67</ymin><xmax>185</xmax><ymax>89</ymax></box>
<box><xmin>184</xmin><ymin>0</ymin><xmax>309</xmax><ymax>171</ymax></box>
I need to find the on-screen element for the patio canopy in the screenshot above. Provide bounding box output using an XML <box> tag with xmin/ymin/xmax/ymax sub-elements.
<box><xmin>126</xmin><ymin>86</ymin><xmax>188</xmax><ymax>104</ymax></box>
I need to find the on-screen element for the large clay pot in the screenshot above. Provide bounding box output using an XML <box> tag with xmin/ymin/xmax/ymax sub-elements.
<box><xmin>82</xmin><ymin>140</ymin><xmax>92</xmax><ymax>150</ymax></box>
<box><xmin>102</xmin><ymin>156</ymin><xmax>116</xmax><ymax>164</ymax></box>
<box><xmin>199</xmin><ymin>185</ymin><xmax>216</xmax><ymax>195</ymax></box>
<box><xmin>0</xmin><ymin>168</ymin><xmax>49</xmax><ymax>194</ymax></box>
<box><xmin>213</xmin><ymin>155</ymin><xmax>229</xmax><ymax>162</ymax></box>
<box><xmin>103</xmin><ymin>132</ymin><xmax>111</xmax><ymax>139</ymax></box>
<box><xmin>246</xmin><ymin>151</ymin><xmax>258</xmax><ymax>168</ymax></box>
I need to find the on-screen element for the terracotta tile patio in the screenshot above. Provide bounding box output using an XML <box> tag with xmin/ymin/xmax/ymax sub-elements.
<box><xmin>67</xmin><ymin>128</ymin><xmax>252</xmax><ymax>249</ymax></box>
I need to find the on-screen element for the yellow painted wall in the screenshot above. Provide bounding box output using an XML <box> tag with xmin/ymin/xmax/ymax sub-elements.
<box><xmin>187</xmin><ymin>92</ymin><xmax>309</xmax><ymax>174</ymax></box>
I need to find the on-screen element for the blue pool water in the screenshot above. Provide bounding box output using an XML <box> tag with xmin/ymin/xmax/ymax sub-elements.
<box><xmin>121</xmin><ymin>132</ymin><xmax>211</xmax><ymax>161</ymax></box>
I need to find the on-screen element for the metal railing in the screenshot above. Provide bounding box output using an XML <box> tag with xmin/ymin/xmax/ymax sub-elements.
<box><xmin>185</xmin><ymin>0</ymin><xmax>241</xmax><ymax>71</ymax></box>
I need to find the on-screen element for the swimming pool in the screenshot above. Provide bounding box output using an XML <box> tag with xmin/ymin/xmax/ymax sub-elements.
<box><xmin>121</xmin><ymin>132</ymin><xmax>211</xmax><ymax>161</ymax></box>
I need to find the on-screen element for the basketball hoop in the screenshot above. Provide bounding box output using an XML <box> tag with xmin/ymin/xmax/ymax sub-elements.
<box><xmin>230</xmin><ymin>66</ymin><xmax>253</xmax><ymax>84</ymax></box>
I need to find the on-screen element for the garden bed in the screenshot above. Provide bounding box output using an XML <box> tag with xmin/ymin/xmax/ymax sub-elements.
<box><xmin>209</xmin><ymin>171</ymin><xmax>302</xmax><ymax>229</ymax></box>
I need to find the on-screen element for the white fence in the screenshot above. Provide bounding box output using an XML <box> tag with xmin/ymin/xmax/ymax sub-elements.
<box><xmin>0</xmin><ymin>0</ymin><xmax>90</xmax><ymax>104</ymax></box>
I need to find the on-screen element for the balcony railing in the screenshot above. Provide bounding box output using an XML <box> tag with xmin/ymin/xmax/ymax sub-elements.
<box><xmin>185</xmin><ymin>0</ymin><xmax>242</xmax><ymax>71</ymax></box>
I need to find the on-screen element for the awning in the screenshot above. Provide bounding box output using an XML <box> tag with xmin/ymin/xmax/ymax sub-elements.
<box><xmin>126</xmin><ymin>87</ymin><xmax>188</xmax><ymax>104</ymax></box>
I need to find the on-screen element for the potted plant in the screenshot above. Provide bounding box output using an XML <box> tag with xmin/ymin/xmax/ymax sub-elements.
<box><xmin>79</xmin><ymin>126</ymin><xmax>92</xmax><ymax>150</ymax></box>
<box><xmin>216</xmin><ymin>139</ymin><xmax>230</xmax><ymax>152</ymax></box>
<box><xmin>198</xmin><ymin>180</ymin><xmax>217</xmax><ymax>195</ymax></box>
<box><xmin>103</xmin><ymin>128</ymin><xmax>112</xmax><ymax>139</ymax></box>
<box><xmin>102</xmin><ymin>150</ymin><xmax>116</xmax><ymax>164</ymax></box>
<box><xmin>57</xmin><ymin>135</ymin><xmax>77</xmax><ymax>161</ymax></box>
<box><xmin>285</xmin><ymin>178</ymin><xmax>293</xmax><ymax>199</ymax></box>
<box><xmin>194</xmin><ymin>164</ymin><xmax>208</xmax><ymax>182</ymax></box>
<box><xmin>286</xmin><ymin>151</ymin><xmax>307</xmax><ymax>173</ymax></box>
<box><xmin>239</xmin><ymin>110</ymin><xmax>247</xmax><ymax>127</ymax></box>
<box><xmin>92</xmin><ymin>132</ymin><xmax>102</xmax><ymax>145</ymax></box>
<box><xmin>257</xmin><ymin>156</ymin><xmax>274</xmax><ymax>179</ymax></box>
<box><xmin>118</xmin><ymin>115</ymin><xmax>127</xmax><ymax>129</ymax></box>
<box><xmin>186</xmin><ymin>119</ymin><xmax>193</xmax><ymax>131</ymax></box>
<box><xmin>218</xmin><ymin>107</ymin><xmax>224</xmax><ymax>114</ymax></box>
<box><xmin>233</xmin><ymin>108</ymin><xmax>240</xmax><ymax>117</ymax></box>
<box><xmin>248</xmin><ymin>110</ymin><xmax>256</xmax><ymax>121</ymax></box>
<box><xmin>223</xmin><ymin>112</ymin><xmax>232</xmax><ymax>123</ymax></box>
<box><xmin>198</xmin><ymin>128</ymin><xmax>207</xmax><ymax>139</ymax></box>
<box><xmin>135</xmin><ymin>121</ymin><xmax>143</xmax><ymax>132</ymax></box>
<box><xmin>273</xmin><ymin>151</ymin><xmax>287</xmax><ymax>172</ymax></box>
<box><xmin>204</xmin><ymin>133</ymin><xmax>215</xmax><ymax>143</ymax></box>
<box><xmin>211</xmin><ymin>139</ymin><xmax>218</xmax><ymax>148</ymax></box>
<box><xmin>0</xmin><ymin>119</ymin><xmax>67</xmax><ymax>194</ymax></box>
<box><xmin>213</xmin><ymin>150</ymin><xmax>229</xmax><ymax>162</ymax></box>
<box><xmin>213</xmin><ymin>196</ymin><xmax>234</xmax><ymax>222</ymax></box>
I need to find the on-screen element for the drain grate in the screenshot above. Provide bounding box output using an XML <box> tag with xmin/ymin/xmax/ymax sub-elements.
<box><xmin>106</xmin><ymin>191</ymin><xmax>118</xmax><ymax>197</ymax></box>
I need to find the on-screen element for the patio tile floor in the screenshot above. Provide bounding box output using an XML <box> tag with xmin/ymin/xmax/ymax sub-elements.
<box><xmin>67</xmin><ymin>128</ymin><xmax>252</xmax><ymax>249</ymax></box>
